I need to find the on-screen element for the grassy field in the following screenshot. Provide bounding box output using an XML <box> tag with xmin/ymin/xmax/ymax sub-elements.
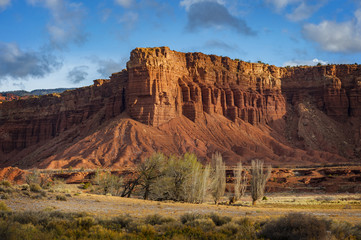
<box><xmin>2</xmin><ymin>182</ymin><xmax>361</xmax><ymax>224</ymax></box>
<box><xmin>0</xmin><ymin>181</ymin><xmax>360</xmax><ymax>239</ymax></box>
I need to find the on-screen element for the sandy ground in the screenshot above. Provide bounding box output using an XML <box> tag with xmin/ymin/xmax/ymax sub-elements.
<box><xmin>3</xmin><ymin>185</ymin><xmax>361</xmax><ymax>224</ymax></box>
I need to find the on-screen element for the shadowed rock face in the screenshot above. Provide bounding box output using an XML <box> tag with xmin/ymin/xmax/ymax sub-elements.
<box><xmin>0</xmin><ymin>47</ymin><xmax>361</xmax><ymax>169</ymax></box>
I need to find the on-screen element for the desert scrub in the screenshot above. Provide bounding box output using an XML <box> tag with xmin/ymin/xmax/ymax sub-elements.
<box><xmin>30</xmin><ymin>183</ymin><xmax>42</xmax><ymax>192</ymax></box>
<box><xmin>55</xmin><ymin>195</ymin><xmax>67</xmax><ymax>201</ymax></box>
<box><xmin>180</xmin><ymin>212</ymin><xmax>203</xmax><ymax>224</ymax></box>
<box><xmin>259</xmin><ymin>213</ymin><xmax>329</xmax><ymax>240</ymax></box>
<box><xmin>331</xmin><ymin>221</ymin><xmax>361</xmax><ymax>240</ymax></box>
<box><xmin>144</xmin><ymin>214</ymin><xmax>175</xmax><ymax>225</ymax></box>
<box><xmin>208</xmin><ymin>212</ymin><xmax>232</xmax><ymax>226</ymax></box>
<box><xmin>0</xmin><ymin>180</ymin><xmax>12</xmax><ymax>188</ymax></box>
<box><xmin>185</xmin><ymin>218</ymin><xmax>216</xmax><ymax>232</ymax></box>
<box><xmin>76</xmin><ymin>216</ymin><xmax>96</xmax><ymax>230</ymax></box>
<box><xmin>0</xmin><ymin>193</ymin><xmax>9</xmax><ymax>200</ymax></box>
<box><xmin>81</xmin><ymin>182</ymin><xmax>92</xmax><ymax>190</ymax></box>
<box><xmin>0</xmin><ymin>201</ymin><xmax>11</xmax><ymax>211</ymax></box>
<box><xmin>99</xmin><ymin>214</ymin><xmax>133</xmax><ymax>231</ymax></box>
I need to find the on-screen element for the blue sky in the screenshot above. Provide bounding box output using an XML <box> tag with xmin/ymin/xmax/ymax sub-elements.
<box><xmin>0</xmin><ymin>0</ymin><xmax>360</xmax><ymax>91</ymax></box>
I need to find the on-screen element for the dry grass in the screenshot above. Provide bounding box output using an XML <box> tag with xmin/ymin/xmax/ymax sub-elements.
<box><xmin>2</xmin><ymin>184</ymin><xmax>361</xmax><ymax>224</ymax></box>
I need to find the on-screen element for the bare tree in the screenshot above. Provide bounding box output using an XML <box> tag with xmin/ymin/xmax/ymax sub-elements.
<box><xmin>137</xmin><ymin>152</ymin><xmax>166</xmax><ymax>200</ymax></box>
<box><xmin>250</xmin><ymin>159</ymin><xmax>271</xmax><ymax>205</ymax></box>
<box><xmin>210</xmin><ymin>152</ymin><xmax>226</xmax><ymax>204</ymax></box>
<box><xmin>234</xmin><ymin>162</ymin><xmax>248</xmax><ymax>202</ymax></box>
<box><xmin>120</xmin><ymin>171</ymin><xmax>140</xmax><ymax>198</ymax></box>
<box><xmin>25</xmin><ymin>169</ymin><xmax>52</xmax><ymax>188</ymax></box>
<box><xmin>197</xmin><ymin>164</ymin><xmax>210</xmax><ymax>203</ymax></box>
<box><xmin>183</xmin><ymin>153</ymin><xmax>210</xmax><ymax>203</ymax></box>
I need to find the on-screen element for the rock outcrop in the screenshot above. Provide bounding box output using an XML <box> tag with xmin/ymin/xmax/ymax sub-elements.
<box><xmin>126</xmin><ymin>47</ymin><xmax>286</xmax><ymax>126</ymax></box>
<box><xmin>0</xmin><ymin>47</ymin><xmax>360</xmax><ymax>169</ymax></box>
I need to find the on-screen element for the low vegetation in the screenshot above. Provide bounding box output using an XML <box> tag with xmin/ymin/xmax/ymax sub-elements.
<box><xmin>0</xmin><ymin>210</ymin><xmax>359</xmax><ymax>239</ymax></box>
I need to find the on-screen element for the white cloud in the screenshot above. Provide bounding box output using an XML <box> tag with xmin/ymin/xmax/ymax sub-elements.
<box><xmin>26</xmin><ymin>0</ymin><xmax>87</xmax><ymax>49</ymax></box>
<box><xmin>67</xmin><ymin>65</ymin><xmax>89</xmax><ymax>83</ymax></box>
<box><xmin>0</xmin><ymin>0</ymin><xmax>10</xmax><ymax>10</ymax></box>
<box><xmin>265</xmin><ymin>0</ymin><xmax>300</xmax><ymax>11</ymax></box>
<box><xmin>0</xmin><ymin>42</ymin><xmax>62</xmax><ymax>80</ymax></box>
<box><xmin>303</xmin><ymin>9</ymin><xmax>361</xmax><ymax>53</ymax></box>
<box><xmin>95</xmin><ymin>58</ymin><xmax>126</xmax><ymax>77</ymax></box>
<box><xmin>180</xmin><ymin>0</ymin><xmax>225</xmax><ymax>11</ymax></box>
<box><xmin>118</xmin><ymin>11</ymin><xmax>138</xmax><ymax>29</ymax></box>
<box><xmin>184</xmin><ymin>1</ymin><xmax>255</xmax><ymax>35</ymax></box>
<box><xmin>266</xmin><ymin>0</ymin><xmax>323</xmax><ymax>21</ymax></box>
<box><xmin>115</xmin><ymin>0</ymin><xmax>134</xmax><ymax>8</ymax></box>
<box><xmin>286</xmin><ymin>2</ymin><xmax>321</xmax><ymax>21</ymax></box>
<box><xmin>283</xmin><ymin>58</ymin><xmax>327</xmax><ymax>67</ymax></box>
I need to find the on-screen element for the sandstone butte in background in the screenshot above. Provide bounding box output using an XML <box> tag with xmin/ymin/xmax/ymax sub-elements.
<box><xmin>0</xmin><ymin>46</ymin><xmax>361</xmax><ymax>170</ymax></box>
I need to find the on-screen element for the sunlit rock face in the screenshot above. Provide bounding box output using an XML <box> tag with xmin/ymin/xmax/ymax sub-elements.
<box><xmin>1</xmin><ymin>47</ymin><xmax>361</xmax><ymax>169</ymax></box>
<box><xmin>126</xmin><ymin>47</ymin><xmax>286</xmax><ymax>126</ymax></box>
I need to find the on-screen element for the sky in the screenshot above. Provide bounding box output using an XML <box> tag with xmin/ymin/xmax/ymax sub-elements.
<box><xmin>0</xmin><ymin>0</ymin><xmax>361</xmax><ymax>91</ymax></box>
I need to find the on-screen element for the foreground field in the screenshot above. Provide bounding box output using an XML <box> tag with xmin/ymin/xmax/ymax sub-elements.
<box><xmin>1</xmin><ymin>182</ymin><xmax>361</xmax><ymax>239</ymax></box>
<box><xmin>3</xmin><ymin>183</ymin><xmax>361</xmax><ymax>224</ymax></box>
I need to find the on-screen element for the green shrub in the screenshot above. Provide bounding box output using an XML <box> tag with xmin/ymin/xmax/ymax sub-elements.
<box><xmin>163</xmin><ymin>225</ymin><xmax>210</xmax><ymax>240</ymax></box>
<box><xmin>144</xmin><ymin>214</ymin><xmax>174</xmax><ymax>226</ymax></box>
<box><xmin>30</xmin><ymin>183</ymin><xmax>42</xmax><ymax>192</ymax></box>
<box><xmin>185</xmin><ymin>218</ymin><xmax>216</xmax><ymax>232</ymax></box>
<box><xmin>0</xmin><ymin>201</ymin><xmax>11</xmax><ymax>212</ymax></box>
<box><xmin>103</xmin><ymin>214</ymin><xmax>133</xmax><ymax>230</ymax></box>
<box><xmin>235</xmin><ymin>218</ymin><xmax>259</xmax><ymax>240</ymax></box>
<box><xmin>138</xmin><ymin>224</ymin><xmax>156</xmax><ymax>237</ymax></box>
<box><xmin>76</xmin><ymin>216</ymin><xmax>96</xmax><ymax>230</ymax></box>
<box><xmin>56</xmin><ymin>195</ymin><xmax>67</xmax><ymax>201</ymax></box>
<box><xmin>0</xmin><ymin>186</ymin><xmax>13</xmax><ymax>194</ymax></box>
<box><xmin>82</xmin><ymin>182</ymin><xmax>92</xmax><ymax>190</ymax></box>
<box><xmin>0</xmin><ymin>193</ymin><xmax>9</xmax><ymax>200</ymax></box>
<box><xmin>180</xmin><ymin>212</ymin><xmax>203</xmax><ymax>224</ymax></box>
<box><xmin>208</xmin><ymin>212</ymin><xmax>232</xmax><ymax>226</ymax></box>
<box><xmin>331</xmin><ymin>221</ymin><xmax>361</xmax><ymax>240</ymax></box>
<box><xmin>218</xmin><ymin>222</ymin><xmax>239</xmax><ymax>235</ymax></box>
<box><xmin>0</xmin><ymin>180</ymin><xmax>12</xmax><ymax>188</ymax></box>
<box><xmin>260</xmin><ymin>213</ymin><xmax>329</xmax><ymax>240</ymax></box>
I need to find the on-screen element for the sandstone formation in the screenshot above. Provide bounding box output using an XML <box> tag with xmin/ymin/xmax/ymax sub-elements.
<box><xmin>0</xmin><ymin>93</ymin><xmax>21</xmax><ymax>103</ymax></box>
<box><xmin>0</xmin><ymin>47</ymin><xmax>360</xmax><ymax>169</ymax></box>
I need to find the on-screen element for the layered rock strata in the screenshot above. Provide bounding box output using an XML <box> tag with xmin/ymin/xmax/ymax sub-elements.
<box><xmin>126</xmin><ymin>47</ymin><xmax>286</xmax><ymax>126</ymax></box>
<box><xmin>0</xmin><ymin>47</ymin><xmax>360</xmax><ymax>168</ymax></box>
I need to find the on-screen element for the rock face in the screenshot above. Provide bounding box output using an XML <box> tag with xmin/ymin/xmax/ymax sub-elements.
<box><xmin>126</xmin><ymin>47</ymin><xmax>286</xmax><ymax>126</ymax></box>
<box><xmin>0</xmin><ymin>47</ymin><xmax>360</xmax><ymax>169</ymax></box>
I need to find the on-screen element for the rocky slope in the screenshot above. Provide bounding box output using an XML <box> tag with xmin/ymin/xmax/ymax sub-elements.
<box><xmin>0</xmin><ymin>47</ymin><xmax>360</xmax><ymax>169</ymax></box>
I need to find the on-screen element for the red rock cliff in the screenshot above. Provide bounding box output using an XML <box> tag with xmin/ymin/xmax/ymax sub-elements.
<box><xmin>126</xmin><ymin>47</ymin><xmax>286</xmax><ymax>126</ymax></box>
<box><xmin>0</xmin><ymin>47</ymin><xmax>360</xmax><ymax>169</ymax></box>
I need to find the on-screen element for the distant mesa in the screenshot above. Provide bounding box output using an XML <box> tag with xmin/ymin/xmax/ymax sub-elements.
<box><xmin>0</xmin><ymin>46</ymin><xmax>360</xmax><ymax>169</ymax></box>
<box><xmin>0</xmin><ymin>88</ymin><xmax>73</xmax><ymax>103</ymax></box>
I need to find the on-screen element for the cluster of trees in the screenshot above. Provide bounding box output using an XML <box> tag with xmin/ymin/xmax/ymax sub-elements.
<box><xmin>94</xmin><ymin>152</ymin><xmax>272</xmax><ymax>205</ymax></box>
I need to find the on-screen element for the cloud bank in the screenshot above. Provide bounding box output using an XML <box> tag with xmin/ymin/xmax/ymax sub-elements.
<box><xmin>67</xmin><ymin>66</ymin><xmax>89</xmax><ymax>83</ymax></box>
<box><xmin>185</xmin><ymin>1</ymin><xmax>255</xmax><ymax>35</ymax></box>
<box><xmin>303</xmin><ymin>9</ymin><xmax>361</xmax><ymax>53</ymax></box>
<box><xmin>0</xmin><ymin>42</ymin><xmax>61</xmax><ymax>80</ymax></box>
